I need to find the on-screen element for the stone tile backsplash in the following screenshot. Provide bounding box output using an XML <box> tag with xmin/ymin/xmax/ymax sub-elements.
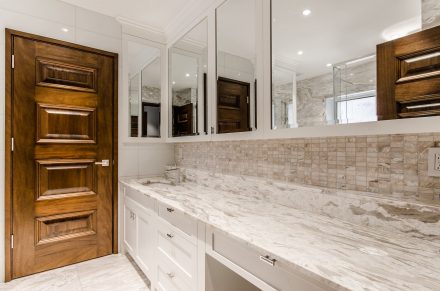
<box><xmin>175</xmin><ymin>133</ymin><xmax>440</xmax><ymax>203</ymax></box>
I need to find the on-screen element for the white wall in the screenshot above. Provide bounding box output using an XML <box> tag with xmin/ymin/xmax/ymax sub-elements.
<box><xmin>0</xmin><ymin>0</ymin><xmax>174</xmax><ymax>282</ymax></box>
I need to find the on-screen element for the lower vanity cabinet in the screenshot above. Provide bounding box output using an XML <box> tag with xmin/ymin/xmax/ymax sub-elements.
<box><xmin>123</xmin><ymin>196</ymin><xmax>138</xmax><ymax>256</ymax></box>
<box><xmin>136</xmin><ymin>205</ymin><xmax>157</xmax><ymax>281</ymax></box>
<box><xmin>123</xmin><ymin>185</ymin><xmax>200</xmax><ymax>291</ymax></box>
<box><xmin>123</xmin><ymin>187</ymin><xmax>158</xmax><ymax>288</ymax></box>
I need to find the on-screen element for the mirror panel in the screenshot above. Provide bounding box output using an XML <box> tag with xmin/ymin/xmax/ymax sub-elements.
<box><xmin>216</xmin><ymin>0</ymin><xmax>257</xmax><ymax>134</ymax></box>
<box><xmin>129</xmin><ymin>73</ymin><xmax>139</xmax><ymax>137</ymax></box>
<box><xmin>128</xmin><ymin>40</ymin><xmax>162</xmax><ymax>138</ymax></box>
<box><xmin>271</xmin><ymin>0</ymin><xmax>421</xmax><ymax>129</ymax></box>
<box><xmin>170</xmin><ymin>19</ymin><xmax>208</xmax><ymax>137</ymax></box>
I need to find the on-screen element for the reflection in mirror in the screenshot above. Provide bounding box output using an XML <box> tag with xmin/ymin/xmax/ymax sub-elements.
<box><xmin>170</xmin><ymin>19</ymin><xmax>208</xmax><ymax>137</ymax></box>
<box><xmin>129</xmin><ymin>73</ymin><xmax>139</xmax><ymax>137</ymax></box>
<box><xmin>271</xmin><ymin>0</ymin><xmax>421</xmax><ymax>129</ymax></box>
<box><xmin>216</xmin><ymin>0</ymin><xmax>256</xmax><ymax>134</ymax></box>
<box><xmin>128</xmin><ymin>40</ymin><xmax>161</xmax><ymax>138</ymax></box>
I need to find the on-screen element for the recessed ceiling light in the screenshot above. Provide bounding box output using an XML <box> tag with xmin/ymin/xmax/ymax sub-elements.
<box><xmin>172</xmin><ymin>81</ymin><xmax>176</xmax><ymax>85</ymax></box>
<box><xmin>185</xmin><ymin>73</ymin><xmax>190</xmax><ymax>77</ymax></box>
<box><xmin>297</xmin><ymin>50</ymin><xmax>304</xmax><ymax>55</ymax></box>
<box><xmin>326</xmin><ymin>63</ymin><xmax>332</xmax><ymax>67</ymax></box>
<box><xmin>61</xmin><ymin>28</ymin><xmax>69</xmax><ymax>32</ymax></box>
<box><xmin>302</xmin><ymin>9</ymin><xmax>311</xmax><ymax>16</ymax></box>
<box><xmin>238</xmin><ymin>73</ymin><xmax>241</xmax><ymax>76</ymax></box>
<box><xmin>203</xmin><ymin>65</ymin><xmax>207</xmax><ymax>68</ymax></box>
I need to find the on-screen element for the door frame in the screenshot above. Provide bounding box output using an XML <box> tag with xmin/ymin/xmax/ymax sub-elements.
<box><xmin>4</xmin><ymin>29</ymin><xmax>119</xmax><ymax>281</ymax></box>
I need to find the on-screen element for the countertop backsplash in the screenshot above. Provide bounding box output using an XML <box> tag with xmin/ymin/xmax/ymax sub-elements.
<box><xmin>175</xmin><ymin>133</ymin><xmax>440</xmax><ymax>204</ymax></box>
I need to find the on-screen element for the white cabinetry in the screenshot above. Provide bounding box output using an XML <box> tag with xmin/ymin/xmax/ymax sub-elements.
<box><xmin>123</xmin><ymin>185</ymin><xmax>201</xmax><ymax>291</ymax></box>
<box><xmin>122</xmin><ymin>183</ymin><xmax>334</xmax><ymax>291</ymax></box>
<box><xmin>124</xmin><ymin>197</ymin><xmax>138</xmax><ymax>255</ymax></box>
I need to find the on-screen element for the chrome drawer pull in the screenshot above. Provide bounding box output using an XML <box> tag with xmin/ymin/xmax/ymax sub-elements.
<box><xmin>259</xmin><ymin>255</ymin><xmax>276</xmax><ymax>266</ymax></box>
<box><xmin>167</xmin><ymin>272</ymin><xmax>175</xmax><ymax>279</ymax></box>
<box><xmin>166</xmin><ymin>233</ymin><xmax>174</xmax><ymax>239</ymax></box>
<box><xmin>166</xmin><ymin>207</ymin><xmax>175</xmax><ymax>213</ymax></box>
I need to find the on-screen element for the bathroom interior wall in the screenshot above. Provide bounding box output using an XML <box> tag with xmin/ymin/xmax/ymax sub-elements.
<box><xmin>175</xmin><ymin>0</ymin><xmax>440</xmax><ymax>206</ymax></box>
<box><xmin>422</xmin><ymin>0</ymin><xmax>440</xmax><ymax>29</ymax></box>
<box><xmin>0</xmin><ymin>0</ymin><xmax>174</xmax><ymax>281</ymax></box>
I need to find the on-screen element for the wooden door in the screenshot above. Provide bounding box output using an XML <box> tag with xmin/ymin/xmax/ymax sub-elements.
<box><xmin>173</xmin><ymin>103</ymin><xmax>194</xmax><ymax>136</ymax></box>
<box><xmin>217</xmin><ymin>77</ymin><xmax>250</xmax><ymax>134</ymax></box>
<box><xmin>377</xmin><ymin>25</ymin><xmax>440</xmax><ymax>120</ymax></box>
<box><xmin>6</xmin><ymin>30</ymin><xmax>118</xmax><ymax>279</ymax></box>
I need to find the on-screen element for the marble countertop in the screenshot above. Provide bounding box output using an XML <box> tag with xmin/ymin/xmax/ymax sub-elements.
<box><xmin>120</xmin><ymin>170</ymin><xmax>440</xmax><ymax>291</ymax></box>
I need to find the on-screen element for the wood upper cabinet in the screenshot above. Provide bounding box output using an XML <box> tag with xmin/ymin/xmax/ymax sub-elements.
<box><xmin>377</xmin><ymin>25</ymin><xmax>440</xmax><ymax>120</ymax></box>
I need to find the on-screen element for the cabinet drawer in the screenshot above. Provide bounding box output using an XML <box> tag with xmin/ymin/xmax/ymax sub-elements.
<box><xmin>158</xmin><ymin>202</ymin><xmax>197</xmax><ymax>238</ymax></box>
<box><xmin>157</xmin><ymin>254</ymin><xmax>194</xmax><ymax>291</ymax></box>
<box><xmin>157</xmin><ymin>220</ymin><xmax>197</xmax><ymax>284</ymax></box>
<box><xmin>125</xmin><ymin>186</ymin><xmax>156</xmax><ymax>212</ymax></box>
<box><xmin>208</xmin><ymin>228</ymin><xmax>329</xmax><ymax>291</ymax></box>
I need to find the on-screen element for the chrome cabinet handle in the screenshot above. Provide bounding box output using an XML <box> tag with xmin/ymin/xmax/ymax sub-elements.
<box><xmin>95</xmin><ymin>159</ymin><xmax>110</xmax><ymax>167</ymax></box>
<box><xmin>166</xmin><ymin>233</ymin><xmax>174</xmax><ymax>239</ymax></box>
<box><xmin>259</xmin><ymin>255</ymin><xmax>276</xmax><ymax>266</ymax></box>
<box><xmin>166</xmin><ymin>207</ymin><xmax>175</xmax><ymax>213</ymax></box>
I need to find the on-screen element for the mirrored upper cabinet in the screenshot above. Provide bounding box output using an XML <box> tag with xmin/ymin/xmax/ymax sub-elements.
<box><xmin>216</xmin><ymin>0</ymin><xmax>257</xmax><ymax>134</ymax></box>
<box><xmin>128</xmin><ymin>40</ymin><xmax>162</xmax><ymax>138</ymax></box>
<box><xmin>271</xmin><ymin>0</ymin><xmax>421</xmax><ymax>129</ymax></box>
<box><xmin>169</xmin><ymin>18</ymin><xmax>208</xmax><ymax>137</ymax></box>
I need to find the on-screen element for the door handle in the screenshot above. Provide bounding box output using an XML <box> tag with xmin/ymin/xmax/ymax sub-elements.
<box><xmin>95</xmin><ymin>160</ymin><xmax>110</xmax><ymax>167</ymax></box>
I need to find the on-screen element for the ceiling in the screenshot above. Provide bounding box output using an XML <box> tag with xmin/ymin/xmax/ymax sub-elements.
<box><xmin>60</xmin><ymin>0</ymin><xmax>198</xmax><ymax>30</ymax></box>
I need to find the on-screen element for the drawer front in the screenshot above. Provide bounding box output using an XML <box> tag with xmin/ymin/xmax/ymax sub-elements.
<box><xmin>209</xmin><ymin>228</ymin><xmax>328</xmax><ymax>291</ymax></box>
<box><xmin>157</xmin><ymin>255</ymin><xmax>194</xmax><ymax>291</ymax></box>
<box><xmin>158</xmin><ymin>202</ymin><xmax>197</xmax><ymax>238</ymax></box>
<box><xmin>157</xmin><ymin>220</ymin><xmax>197</xmax><ymax>284</ymax></box>
<box><xmin>125</xmin><ymin>185</ymin><xmax>156</xmax><ymax>212</ymax></box>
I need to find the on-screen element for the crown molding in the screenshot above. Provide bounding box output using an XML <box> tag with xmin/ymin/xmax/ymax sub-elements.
<box><xmin>116</xmin><ymin>16</ymin><xmax>167</xmax><ymax>43</ymax></box>
<box><xmin>116</xmin><ymin>16</ymin><xmax>164</xmax><ymax>34</ymax></box>
<box><xmin>164</xmin><ymin>0</ymin><xmax>216</xmax><ymax>44</ymax></box>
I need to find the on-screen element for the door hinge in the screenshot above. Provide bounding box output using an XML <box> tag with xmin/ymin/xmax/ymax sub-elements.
<box><xmin>11</xmin><ymin>235</ymin><xmax>13</xmax><ymax>249</ymax></box>
<box><xmin>11</xmin><ymin>137</ymin><xmax>14</xmax><ymax>152</ymax></box>
<box><xmin>11</xmin><ymin>55</ymin><xmax>14</xmax><ymax>69</ymax></box>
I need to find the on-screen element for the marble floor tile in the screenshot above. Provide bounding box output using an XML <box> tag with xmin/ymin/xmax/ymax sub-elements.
<box><xmin>0</xmin><ymin>254</ymin><xmax>149</xmax><ymax>291</ymax></box>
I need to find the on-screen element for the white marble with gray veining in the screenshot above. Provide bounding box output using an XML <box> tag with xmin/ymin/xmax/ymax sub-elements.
<box><xmin>120</xmin><ymin>169</ymin><xmax>440</xmax><ymax>291</ymax></box>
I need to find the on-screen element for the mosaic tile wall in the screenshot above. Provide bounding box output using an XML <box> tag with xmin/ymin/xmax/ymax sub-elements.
<box><xmin>175</xmin><ymin>133</ymin><xmax>440</xmax><ymax>203</ymax></box>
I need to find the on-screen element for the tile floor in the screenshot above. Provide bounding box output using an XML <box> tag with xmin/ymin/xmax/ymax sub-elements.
<box><xmin>0</xmin><ymin>254</ymin><xmax>150</xmax><ymax>291</ymax></box>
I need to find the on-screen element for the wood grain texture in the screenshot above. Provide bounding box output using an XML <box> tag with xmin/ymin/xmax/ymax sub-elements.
<box><xmin>5</xmin><ymin>28</ymin><xmax>13</xmax><ymax>283</ymax></box>
<box><xmin>5</xmin><ymin>29</ymin><xmax>118</xmax><ymax>280</ymax></box>
<box><xmin>217</xmin><ymin>77</ymin><xmax>251</xmax><ymax>134</ymax></box>
<box><xmin>377</xmin><ymin>25</ymin><xmax>440</xmax><ymax>120</ymax></box>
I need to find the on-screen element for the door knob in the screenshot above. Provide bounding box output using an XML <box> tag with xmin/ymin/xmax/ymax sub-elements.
<box><xmin>95</xmin><ymin>160</ymin><xmax>110</xmax><ymax>167</ymax></box>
